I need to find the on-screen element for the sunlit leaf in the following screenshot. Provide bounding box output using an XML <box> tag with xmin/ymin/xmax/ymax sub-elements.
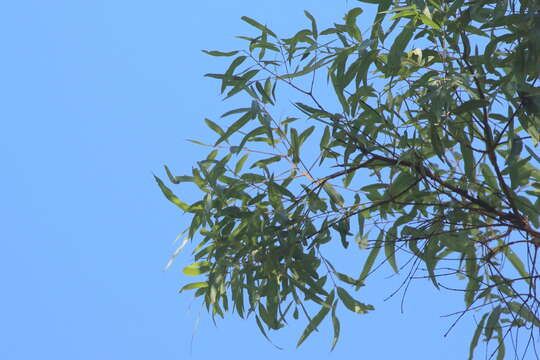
<box><xmin>336</xmin><ymin>287</ymin><xmax>373</xmax><ymax>314</ymax></box>
<box><xmin>182</xmin><ymin>261</ymin><xmax>210</xmax><ymax>276</ymax></box>
<box><xmin>154</xmin><ymin>176</ymin><xmax>190</xmax><ymax>211</ymax></box>
<box><xmin>296</xmin><ymin>304</ymin><xmax>330</xmax><ymax>346</ymax></box>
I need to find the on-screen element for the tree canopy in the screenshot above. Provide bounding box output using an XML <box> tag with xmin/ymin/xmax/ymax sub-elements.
<box><xmin>156</xmin><ymin>0</ymin><xmax>540</xmax><ymax>358</ymax></box>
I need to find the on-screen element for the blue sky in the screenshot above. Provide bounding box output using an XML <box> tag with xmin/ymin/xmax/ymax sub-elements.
<box><xmin>1</xmin><ymin>1</ymin><xmax>478</xmax><ymax>359</ymax></box>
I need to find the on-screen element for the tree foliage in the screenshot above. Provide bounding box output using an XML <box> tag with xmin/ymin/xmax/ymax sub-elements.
<box><xmin>157</xmin><ymin>0</ymin><xmax>540</xmax><ymax>357</ymax></box>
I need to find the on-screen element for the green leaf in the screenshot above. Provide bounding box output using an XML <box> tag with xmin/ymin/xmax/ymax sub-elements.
<box><xmin>345</xmin><ymin>7</ymin><xmax>363</xmax><ymax>25</ymax></box>
<box><xmin>389</xmin><ymin>9</ymin><xmax>417</xmax><ymax>21</ymax></box>
<box><xmin>241</xmin><ymin>16</ymin><xmax>277</xmax><ymax>37</ymax></box>
<box><xmin>495</xmin><ymin>326</ymin><xmax>505</xmax><ymax>360</ymax></box>
<box><xmin>484</xmin><ymin>306</ymin><xmax>502</xmax><ymax>340</ymax></box>
<box><xmin>154</xmin><ymin>176</ymin><xmax>190</xmax><ymax>211</ymax></box>
<box><xmin>429</xmin><ymin>125</ymin><xmax>444</xmax><ymax>159</ymax></box>
<box><xmin>526</xmin><ymin>145</ymin><xmax>540</xmax><ymax>164</ymax></box>
<box><xmin>510</xmin><ymin>138</ymin><xmax>523</xmax><ymax>161</ymax></box>
<box><xmin>464</xmin><ymin>254</ymin><xmax>480</xmax><ymax>307</ymax></box>
<box><xmin>296</xmin><ymin>304</ymin><xmax>331</xmax><ymax>347</ymax></box>
<box><xmin>219</xmin><ymin>55</ymin><xmax>247</xmax><ymax>93</ymax></box>
<box><xmin>345</xmin><ymin>8</ymin><xmax>363</xmax><ymax>40</ymax></box>
<box><xmin>386</xmin><ymin>20</ymin><xmax>415</xmax><ymax>75</ymax></box>
<box><xmin>304</xmin><ymin>10</ymin><xmax>318</xmax><ymax>38</ymax></box>
<box><xmin>480</xmin><ymin>164</ymin><xmax>498</xmax><ymax>189</ymax></box>
<box><xmin>215</xmin><ymin>111</ymin><xmax>254</xmax><ymax>145</ymax></box>
<box><xmin>164</xmin><ymin>165</ymin><xmax>191</xmax><ymax>184</ymax></box>
<box><xmin>225</xmin><ymin>69</ymin><xmax>259</xmax><ymax>98</ymax></box>
<box><xmin>508</xmin><ymin>302</ymin><xmax>540</xmax><ymax>327</ymax></box>
<box><xmin>290</xmin><ymin>128</ymin><xmax>300</xmax><ymax>163</ymax></box>
<box><xmin>299</xmin><ymin>125</ymin><xmax>315</xmax><ymax>145</ymax></box>
<box><xmin>255</xmin><ymin>315</ymin><xmax>283</xmax><ymax>349</ymax></box>
<box><xmin>336</xmin><ymin>272</ymin><xmax>363</xmax><ymax>287</ymax></box>
<box><xmin>280</xmin><ymin>57</ymin><xmax>332</xmax><ymax>79</ymax></box>
<box><xmin>418</xmin><ymin>14</ymin><xmax>441</xmax><ymax>30</ymax></box>
<box><xmin>179</xmin><ymin>281</ymin><xmax>208</xmax><ymax>292</ymax></box>
<box><xmin>250</xmin><ymin>155</ymin><xmax>282</xmax><ymax>169</ymax></box>
<box><xmin>234</xmin><ymin>154</ymin><xmax>249</xmax><ymax>174</ymax></box>
<box><xmin>504</xmin><ymin>247</ymin><xmax>530</xmax><ymax>283</ymax></box>
<box><xmin>182</xmin><ymin>261</ymin><xmax>210</xmax><ymax>276</ymax></box>
<box><xmin>202</xmin><ymin>50</ymin><xmax>239</xmax><ymax>57</ymax></box>
<box><xmin>323</xmin><ymin>182</ymin><xmax>345</xmax><ymax>207</ymax></box>
<box><xmin>221</xmin><ymin>107</ymin><xmax>251</xmax><ymax>118</ymax></box>
<box><xmin>384</xmin><ymin>231</ymin><xmax>399</xmax><ymax>273</ymax></box>
<box><xmin>452</xmin><ymin>99</ymin><xmax>489</xmax><ymax>114</ymax></box>
<box><xmin>423</xmin><ymin>237</ymin><xmax>442</xmax><ymax>289</ymax></box>
<box><xmin>336</xmin><ymin>287</ymin><xmax>373</xmax><ymax>314</ymax></box>
<box><xmin>460</xmin><ymin>141</ymin><xmax>475</xmax><ymax>180</ymax></box>
<box><xmin>330</xmin><ymin>302</ymin><xmax>340</xmax><ymax>351</ymax></box>
<box><xmin>468</xmin><ymin>313</ymin><xmax>487</xmax><ymax>360</ymax></box>
<box><xmin>320</xmin><ymin>126</ymin><xmax>331</xmax><ymax>151</ymax></box>
<box><xmin>205</xmin><ymin>118</ymin><xmax>225</xmax><ymax>137</ymax></box>
<box><xmin>359</xmin><ymin>232</ymin><xmax>383</xmax><ymax>282</ymax></box>
<box><xmin>389</xmin><ymin>171</ymin><xmax>417</xmax><ymax>196</ymax></box>
<box><xmin>241</xmin><ymin>173</ymin><xmax>266</xmax><ymax>183</ymax></box>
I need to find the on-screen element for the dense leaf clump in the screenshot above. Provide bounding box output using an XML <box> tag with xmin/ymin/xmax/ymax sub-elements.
<box><xmin>157</xmin><ymin>0</ymin><xmax>540</xmax><ymax>358</ymax></box>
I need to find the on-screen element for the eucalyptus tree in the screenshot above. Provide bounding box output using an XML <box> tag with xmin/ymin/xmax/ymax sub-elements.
<box><xmin>156</xmin><ymin>0</ymin><xmax>540</xmax><ymax>358</ymax></box>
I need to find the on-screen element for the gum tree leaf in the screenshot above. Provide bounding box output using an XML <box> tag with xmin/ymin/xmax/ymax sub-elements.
<box><xmin>179</xmin><ymin>282</ymin><xmax>208</xmax><ymax>292</ymax></box>
<box><xmin>296</xmin><ymin>304</ymin><xmax>331</xmax><ymax>347</ymax></box>
<box><xmin>387</xmin><ymin>20</ymin><xmax>415</xmax><ymax>75</ymax></box>
<box><xmin>330</xmin><ymin>302</ymin><xmax>340</xmax><ymax>351</ymax></box>
<box><xmin>154</xmin><ymin>176</ymin><xmax>190</xmax><ymax>211</ymax></box>
<box><xmin>336</xmin><ymin>287</ymin><xmax>373</xmax><ymax>314</ymax></box>
<box><xmin>182</xmin><ymin>261</ymin><xmax>210</xmax><ymax>276</ymax></box>
<box><xmin>241</xmin><ymin>16</ymin><xmax>277</xmax><ymax>37</ymax></box>
<box><xmin>469</xmin><ymin>313</ymin><xmax>488</xmax><ymax>360</ymax></box>
<box><xmin>359</xmin><ymin>232</ymin><xmax>383</xmax><ymax>282</ymax></box>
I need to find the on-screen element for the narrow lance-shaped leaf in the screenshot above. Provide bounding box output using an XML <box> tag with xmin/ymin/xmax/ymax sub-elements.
<box><xmin>234</xmin><ymin>154</ymin><xmax>249</xmax><ymax>174</ymax></box>
<box><xmin>359</xmin><ymin>232</ymin><xmax>383</xmax><ymax>283</ymax></box>
<box><xmin>182</xmin><ymin>261</ymin><xmax>210</xmax><ymax>276</ymax></box>
<box><xmin>280</xmin><ymin>57</ymin><xmax>333</xmax><ymax>80</ymax></box>
<box><xmin>495</xmin><ymin>326</ymin><xmax>505</xmax><ymax>360</ymax></box>
<box><xmin>460</xmin><ymin>141</ymin><xmax>476</xmax><ymax>180</ymax></box>
<box><xmin>205</xmin><ymin>118</ymin><xmax>225</xmax><ymax>137</ymax></box>
<box><xmin>297</xmin><ymin>300</ymin><xmax>332</xmax><ymax>346</ymax></box>
<box><xmin>386</xmin><ymin>20</ymin><xmax>415</xmax><ymax>75</ymax></box>
<box><xmin>504</xmin><ymin>247</ymin><xmax>530</xmax><ymax>284</ymax></box>
<box><xmin>452</xmin><ymin>99</ymin><xmax>490</xmax><ymax>114</ymax></box>
<box><xmin>384</xmin><ymin>231</ymin><xmax>399</xmax><ymax>273</ymax></box>
<box><xmin>469</xmin><ymin>313</ymin><xmax>488</xmax><ymax>360</ymax></box>
<box><xmin>508</xmin><ymin>302</ymin><xmax>540</xmax><ymax>327</ymax></box>
<box><xmin>429</xmin><ymin>125</ymin><xmax>444</xmax><ymax>159</ymax></box>
<box><xmin>484</xmin><ymin>306</ymin><xmax>502</xmax><ymax>340</ymax></box>
<box><xmin>215</xmin><ymin>111</ymin><xmax>254</xmax><ymax>145</ymax></box>
<box><xmin>419</xmin><ymin>6</ymin><xmax>441</xmax><ymax>30</ymax></box>
<box><xmin>480</xmin><ymin>163</ymin><xmax>498</xmax><ymax>189</ymax></box>
<box><xmin>336</xmin><ymin>287</ymin><xmax>373</xmax><ymax>314</ymax></box>
<box><xmin>255</xmin><ymin>315</ymin><xmax>283</xmax><ymax>350</ymax></box>
<box><xmin>241</xmin><ymin>16</ymin><xmax>277</xmax><ymax>38</ymax></box>
<box><xmin>304</xmin><ymin>10</ymin><xmax>318</xmax><ymax>38</ymax></box>
<box><xmin>330</xmin><ymin>302</ymin><xmax>340</xmax><ymax>351</ymax></box>
<box><xmin>154</xmin><ymin>176</ymin><xmax>190</xmax><ymax>211</ymax></box>
<box><xmin>323</xmin><ymin>182</ymin><xmax>345</xmax><ymax>207</ymax></box>
<box><xmin>179</xmin><ymin>282</ymin><xmax>208</xmax><ymax>293</ymax></box>
<box><xmin>202</xmin><ymin>50</ymin><xmax>239</xmax><ymax>57</ymax></box>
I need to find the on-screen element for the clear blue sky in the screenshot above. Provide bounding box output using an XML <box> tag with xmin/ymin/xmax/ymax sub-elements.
<box><xmin>1</xmin><ymin>1</ymin><xmax>478</xmax><ymax>359</ymax></box>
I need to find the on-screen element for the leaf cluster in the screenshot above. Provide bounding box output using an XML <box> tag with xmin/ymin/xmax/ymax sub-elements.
<box><xmin>157</xmin><ymin>0</ymin><xmax>540</xmax><ymax>357</ymax></box>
